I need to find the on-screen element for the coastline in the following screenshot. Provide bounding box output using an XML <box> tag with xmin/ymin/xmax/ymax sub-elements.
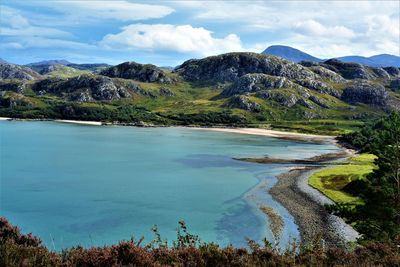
<box><xmin>0</xmin><ymin>117</ymin><xmax>103</xmax><ymax>126</ymax></box>
<box><xmin>270</xmin><ymin>167</ymin><xmax>359</xmax><ymax>247</ymax></box>
<box><xmin>1</xmin><ymin>118</ymin><xmax>336</xmax><ymax>143</ymax></box>
<box><xmin>195</xmin><ymin>126</ymin><xmax>359</xmax><ymax>246</ymax></box>
<box><xmin>1</xmin><ymin>117</ymin><xmax>359</xmax><ymax>245</ymax></box>
<box><xmin>192</xmin><ymin>127</ymin><xmax>336</xmax><ymax>144</ymax></box>
<box><xmin>54</xmin><ymin>119</ymin><xmax>103</xmax><ymax>126</ymax></box>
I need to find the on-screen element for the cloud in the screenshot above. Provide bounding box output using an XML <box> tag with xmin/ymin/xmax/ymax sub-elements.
<box><xmin>174</xmin><ymin>1</ymin><xmax>400</xmax><ymax>56</ymax></box>
<box><xmin>0</xmin><ymin>6</ymin><xmax>70</xmax><ymax>37</ymax></box>
<box><xmin>0</xmin><ymin>6</ymin><xmax>92</xmax><ymax>50</ymax></box>
<box><xmin>18</xmin><ymin>1</ymin><xmax>174</xmax><ymax>22</ymax></box>
<box><xmin>100</xmin><ymin>24</ymin><xmax>244</xmax><ymax>55</ymax></box>
<box><xmin>293</xmin><ymin>20</ymin><xmax>355</xmax><ymax>39</ymax></box>
<box><xmin>0</xmin><ymin>37</ymin><xmax>94</xmax><ymax>50</ymax></box>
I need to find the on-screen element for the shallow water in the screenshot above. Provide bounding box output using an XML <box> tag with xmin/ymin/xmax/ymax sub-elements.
<box><xmin>0</xmin><ymin>121</ymin><xmax>340</xmax><ymax>250</ymax></box>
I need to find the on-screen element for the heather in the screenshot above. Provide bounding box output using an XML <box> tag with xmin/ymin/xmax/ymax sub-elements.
<box><xmin>1</xmin><ymin>218</ymin><xmax>399</xmax><ymax>266</ymax></box>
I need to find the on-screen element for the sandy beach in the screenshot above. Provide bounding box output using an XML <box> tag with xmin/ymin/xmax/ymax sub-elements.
<box><xmin>0</xmin><ymin>117</ymin><xmax>12</xmax><ymax>121</ymax></box>
<box><xmin>193</xmin><ymin>127</ymin><xmax>336</xmax><ymax>144</ymax></box>
<box><xmin>54</xmin><ymin>120</ymin><xmax>103</xmax><ymax>126</ymax></box>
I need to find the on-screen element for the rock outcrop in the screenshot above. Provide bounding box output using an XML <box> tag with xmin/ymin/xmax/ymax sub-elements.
<box><xmin>33</xmin><ymin>75</ymin><xmax>131</xmax><ymax>102</ymax></box>
<box><xmin>227</xmin><ymin>95</ymin><xmax>261</xmax><ymax>112</ymax></box>
<box><xmin>256</xmin><ymin>91</ymin><xmax>298</xmax><ymax>108</ymax></box>
<box><xmin>322</xmin><ymin>59</ymin><xmax>376</xmax><ymax>80</ymax></box>
<box><xmin>175</xmin><ymin>52</ymin><xmax>320</xmax><ymax>83</ymax></box>
<box><xmin>383</xmin><ymin>67</ymin><xmax>400</xmax><ymax>77</ymax></box>
<box><xmin>341</xmin><ymin>81</ymin><xmax>388</xmax><ymax>106</ymax></box>
<box><xmin>159</xmin><ymin>87</ymin><xmax>174</xmax><ymax>97</ymax></box>
<box><xmin>100</xmin><ymin>62</ymin><xmax>173</xmax><ymax>83</ymax></box>
<box><xmin>307</xmin><ymin>66</ymin><xmax>346</xmax><ymax>83</ymax></box>
<box><xmin>0</xmin><ymin>64</ymin><xmax>42</xmax><ymax>80</ymax></box>
<box><xmin>0</xmin><ymin>80</ymin><xmax>26</xmax><ymax>93</ymax></box>
<box><xmin>222</xmin><ymin>73</ymin><xmax>302</xmax><ymax>96</ymax></box>
<box><xmin>0</xmin><ymin>93</ymin><xmax>33</xmax><ymax>108</ymax></box>
<box><xmin>390</xmin><ymin>78</ymin><xmax>400</xmax><ymax>91</ymax></box>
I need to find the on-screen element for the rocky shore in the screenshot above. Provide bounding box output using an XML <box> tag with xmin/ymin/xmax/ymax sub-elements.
<box><xmin>270</xmin><ymin>166</ymin><xmax>360</xmax><ymax>247</ymax></box>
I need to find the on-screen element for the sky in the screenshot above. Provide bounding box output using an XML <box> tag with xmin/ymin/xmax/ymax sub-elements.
<box><xmin>0</xmin><ymin>0</ymin><xmax>399</xmax><ymax>66</ymax></box>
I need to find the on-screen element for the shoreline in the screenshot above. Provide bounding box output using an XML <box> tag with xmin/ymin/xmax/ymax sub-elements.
<box><xmin>1</xmin><ymin>117</ymin><xmax>359</xmax><ymax>245</ymax></box>
<box><xmin>1</xmin><ymin>117</ymin><xmax>336</xmax><ymax>143</ymax></box>
<box><xmin>192</xmin><ymin>127</ymin><xmax>336</xmax><ymax>144</ymax></box>
<box><xmin>270</xmin><ymin>166</ymin><xmax>360</xmax><ymax>246</ymax></box>
<box><xmin>197</xmin><ymin>126</ymin><xmax>359</xmax><ymax>246</ymax></box>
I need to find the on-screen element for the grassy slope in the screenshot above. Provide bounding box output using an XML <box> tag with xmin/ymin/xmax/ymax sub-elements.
<box><xmin>1</xmin><ymin>67</ymin><xmax>393</xmax><ymax>134</ymax></box>
<box><xmin>308</xmin><ymin>154</ymin><xmax>376</xmax><ymax>204</ymax></box>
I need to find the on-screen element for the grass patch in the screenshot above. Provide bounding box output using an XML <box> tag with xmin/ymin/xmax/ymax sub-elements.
<box><xmin>308</xmin><ymin>154</ymin><xmax>376</xmax><ymax>204</ymax></box>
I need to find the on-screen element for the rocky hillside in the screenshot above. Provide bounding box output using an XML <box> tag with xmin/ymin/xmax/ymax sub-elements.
<box><xmin>0</xmin><ymin>63</ymin><xmax>42</xmax><ymax>80</ymax></box>
<box><xmin>100</xmin><ymin>61</ymin><xmax>174</xmax><ymax>83</ymax></box>
<box><xmin>0</xmin><ymin>52</ymin><xmax>399</xmax><ymax>130</ymax></box>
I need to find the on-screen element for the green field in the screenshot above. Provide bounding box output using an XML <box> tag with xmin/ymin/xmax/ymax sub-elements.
<box><xmin>308</xmin><ymin>154</ymin><xmax>376</xmax><ymax>204</ymax></box>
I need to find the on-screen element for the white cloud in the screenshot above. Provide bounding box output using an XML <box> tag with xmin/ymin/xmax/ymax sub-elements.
<box><xmin>0</xmin><ymin>37</ymin><xmax>94</xmax><ymax>50</ymax></box>
<box><xmin>293</xmin><ymin>20</ymin><xmax>355</xmax><ymax>39</ymax></box>
<box><xmin>100</xmin><ymin>24</ymin><xmax>244</xmax><ymax>55</ymax></box>
<box><xmin>19</xmin><ymin>1</ymin><xmax>174</xmax><ymax>22</ymax></box>
<box><xmin>0</xmin><ymin>6</ymin><xmax>70</xmax><ymax>37</ymax></box>
<box><xmin>174</xmin><ymin>1</ymin><xmax>400</xmax><ymax>57</ymax></box>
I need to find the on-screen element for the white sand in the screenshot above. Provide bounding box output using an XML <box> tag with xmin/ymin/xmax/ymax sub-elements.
<box><xmin>0</xmin><ymin>117</ymin><xmax>12</xmax><ymax>120</ymax></box>
<box><xmin>193</xmin><ymin>127</ymin><xmax>335</xmax><ymax>143</ymax></box>
<box><xmin>54</xmin><ymin>120</ymin><xmax>103</xmax><ymax>126</ymax></box>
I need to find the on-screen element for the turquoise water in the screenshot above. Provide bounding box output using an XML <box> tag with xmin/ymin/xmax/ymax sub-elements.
<box><xmin>0</xmin><ymin>121</ymin><xmax>339</xmax><ymax>250</ymax></box>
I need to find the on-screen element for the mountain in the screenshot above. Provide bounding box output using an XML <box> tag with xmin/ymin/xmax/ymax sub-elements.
<box><xmin>262</xmin><ymin>45</ymin><xmax>400</xmax><ymax>67</ymax></box>
<box><xmin>27</xmin><ymin>59</ymin><xmax>72</xmax><ymax>66</ymax></box>
<box><xmin>0</xmin><ymin>58</ymin><xmax>8</xmax><ymax>64</ymax></box>
<box><xmin>337</xmin><ymin>54</ymin><xmax>400</xmax><ymax>67</ymax></box>
<box><xmin>1</xmin><ymin>52</ymin><xmax>399</xmax><ymax>133</ymax></box>
<box><xmin>65</xmin><ymin>63</ymin><xmax>111</xmax><ymax>72</ymax></box>
<box><xmin>262</xmin><ymin>45</ymin><xmax>322</xmax><ymax>63</ymax></box>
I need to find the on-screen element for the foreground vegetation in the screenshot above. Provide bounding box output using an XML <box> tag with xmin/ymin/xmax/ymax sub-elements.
<box><xmin>1</xmin><ymin>108</ymin><xmax>399</xmax><ymax>265</ymax></box>
<box><xmin>332</xmin><ymin>112</ymin><xmax>400</xmax><ymax>241</ymax></box>
<box><xmin>1</xmin><ymin>218</ymin><xmax>399</xmax><ymax>267</ymax></box>
<box><xmin>308</xmin><ymin>154</ymin><xmax>376</xmax><ymax>204</ymax></box>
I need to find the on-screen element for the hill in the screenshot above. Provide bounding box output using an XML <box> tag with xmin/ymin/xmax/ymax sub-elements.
<box><xmin>262</xmin><ymin>45</ymin><xmax>400</xmax><ymax>67</ymax></box>
<box><xmin>262</xmin><ymin>45</ymin><xmax>321</xmax><ymax>63</ymax></box>
<box><xmin>26</xmin><ymin>59</ymin><xmax>72</xmax><ymax>66</ymax></box>
<box><xmin>1</xmin><ymin>52</ymin><xmax>399</xmax><ymax>134</ymax></box>
<box><xmin>337</xmin><ymin>54</ymin><xmax>400</xmax><ymax>67</ymax></box>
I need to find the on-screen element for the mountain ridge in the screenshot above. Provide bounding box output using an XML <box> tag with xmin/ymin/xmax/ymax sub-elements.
<box><xmin>0</xmin><ymin>52</ymin><xmax>399</xmax><ymax>133</ymax></box>
<box><xmin>262</xmin><ymin>45</ymin><xmax>400</xmax><ymax>67</ymax></box>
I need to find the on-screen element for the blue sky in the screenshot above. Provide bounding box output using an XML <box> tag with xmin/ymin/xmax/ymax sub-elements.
<box><xmin>1</xmin><ymin>0</ymin><xmax>399</xmax><ymax>66</ymax></box>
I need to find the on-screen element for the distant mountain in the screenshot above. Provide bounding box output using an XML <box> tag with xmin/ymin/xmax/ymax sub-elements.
<box><xmin>27</xmin><ymin>59</ymin><xmax>72</xmax><ymax>66</ymax></box>
<box><xmin>337</xmin><ymin>54</ymin><xmax>400</xmax><ymax>67</ymax></box>
<box><xmin>262</xmin><ymin>45</ymin><xmax>400</xmax><ymax>67</ymax></box>
<box><xmin>66</xmin><ymin>63</ymin><xmax>111</xmax><ymax>72</ymax></box>
<box><xmin>262</xmin><ymin>45</ymin><xmax>322</xmax><ymax>63</ymax></box>
<box><xmin>0</xmin><ymin>58</ymin><xmax>8</xmax><ymax>64</ymax></box>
